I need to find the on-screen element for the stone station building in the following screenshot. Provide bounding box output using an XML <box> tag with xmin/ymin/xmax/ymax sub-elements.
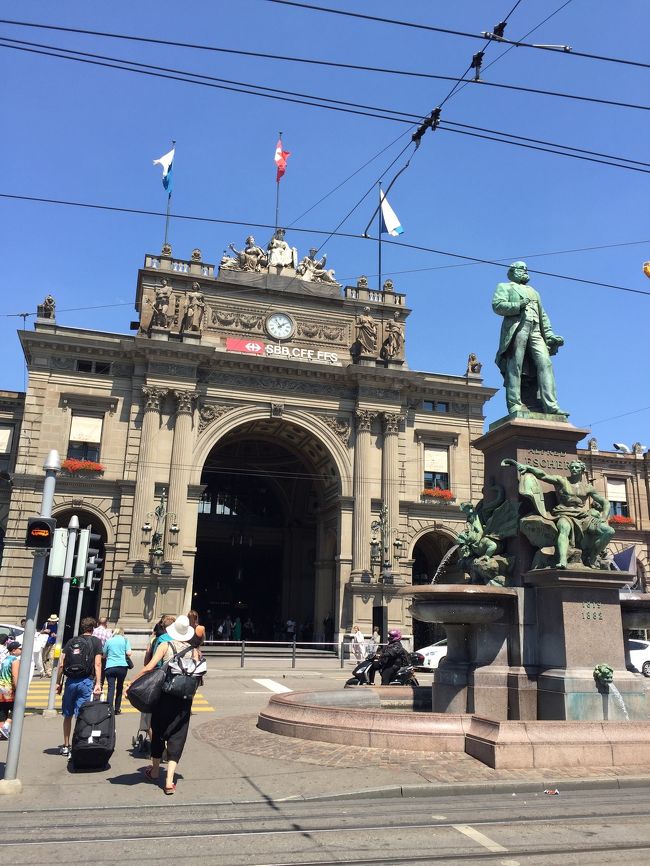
<box><xmin>0</xmin><ymin>239</ymin><xmax>495</xmax><ymax>646</ymax></box>
<box><xmin>0</xmin><ymin>238</ymin><xmax>647</xmax><ymax>646</ymax></box>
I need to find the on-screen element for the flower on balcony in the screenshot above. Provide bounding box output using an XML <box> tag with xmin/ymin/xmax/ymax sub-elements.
<box><xmin>608</xmin><ymin>514</ymin><xmax>634</xmax><ymax>526</ymax></box>
<box><xmin>421</xmin><ymin>487</ymin><xmax>454</xmax><ymax>501</ymax></box>
<box><xmin>61</xmin><ymin>458</ymin><xmax>105</xmax><ymax>474</ymax></box>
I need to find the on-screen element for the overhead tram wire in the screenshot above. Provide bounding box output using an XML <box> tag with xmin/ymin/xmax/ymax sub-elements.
<box><xmin>1</xmin><ymin>192</ymin><xmax>648</xmax><ymax>298</ymax></box>
<box><xmin>1</xmin><ymin>36</ymin><xmax>649</xmax><ymax>115</ymax></box>
<box><xmin>261</xmin><ymin>0</ymin><xmax>650</xmax><ymax>70</ymax></box>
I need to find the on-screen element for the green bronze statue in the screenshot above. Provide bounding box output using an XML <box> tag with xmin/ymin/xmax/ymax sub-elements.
<box><xmin>502</xmin><ymin>458</ymin><xmax>615</xmax><ymax>569</ymax></box>
<box><xmin>456</xmin><ymin>480</ymin><xmax>519</xmax><ymax>586</ymax></box>
<box><xmin>493</xmin><ymin>261</ymin><xmax>567</xmax><ymax>416</ymax></box>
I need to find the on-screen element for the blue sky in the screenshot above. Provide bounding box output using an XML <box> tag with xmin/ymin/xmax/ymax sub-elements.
<box><xmin>1</xmin><ymin>1</ymin><xmax>647</xmax><ymax>449</ymax></box>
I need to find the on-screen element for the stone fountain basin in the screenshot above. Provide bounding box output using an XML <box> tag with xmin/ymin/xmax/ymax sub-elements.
<box><xmin>397</xmin><ymin>584</ymin><xmax>518</xmax><ymax>625</ymax></box>
<box><xmin>620</xmin><ymin>592</ymin><xmax>650</xmax><ymax>630</ymax></box>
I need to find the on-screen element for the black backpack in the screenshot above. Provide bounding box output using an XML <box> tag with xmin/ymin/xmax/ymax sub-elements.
<box><xmin>63</xmin><ymin>636</ymin><xmax>94</xmax><ymax>679</ymax></box>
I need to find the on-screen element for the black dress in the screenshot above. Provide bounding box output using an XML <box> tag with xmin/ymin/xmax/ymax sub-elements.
<box><xmin>150</xmin><ymin>640</ymin><xmax>193</xmax><ymax>763</ymax></box>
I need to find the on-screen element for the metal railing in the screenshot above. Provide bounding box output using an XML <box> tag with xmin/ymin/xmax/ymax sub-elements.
<box><xmin>202</xmin><ymin>639</ymin><xmax>362</xmax><ymax>669</ymax></box>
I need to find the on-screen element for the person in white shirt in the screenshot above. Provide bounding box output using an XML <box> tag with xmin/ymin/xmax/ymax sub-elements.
<box><xmin>351</xmin><ymin>625</ymin><xmax>365</xmax><ymax>662</ymax></box>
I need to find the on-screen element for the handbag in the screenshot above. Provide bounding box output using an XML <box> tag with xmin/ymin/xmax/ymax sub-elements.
<box><xmin>161</xmin><ymin>646</ymin><xmax>201</xmax><ymax>701</ymax></box>
<box><xmin>126</xmin><ymin>667</ymin><xmax>165</xmax><ymax>713</ymax></box>
<box><xmin>126</xmin><ymin>656</ymin><xmax>134</xmax><ymax>670</ymax></box>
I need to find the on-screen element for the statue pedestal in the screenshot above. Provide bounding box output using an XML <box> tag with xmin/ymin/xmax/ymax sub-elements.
<box><xmin>149</xmin><ymin>326</ymin><xmax>170</xmax><ymax>341</ymax></box>
<box><xmin>181</xmin><ymin>331</ymin><xmax>202</xmax><ymax>344</ymax></box>
<box><xmin>472</xmin><ymin>417</ymin><xmax>590</xmax><ymax>580</ymax></box>
<box><xmin>524</xmin><ymin>569</ymin><xmax>646</xmax><ymax>720</ymax></box>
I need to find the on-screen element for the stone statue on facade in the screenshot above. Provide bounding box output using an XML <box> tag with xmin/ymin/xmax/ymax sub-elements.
<box><xmin>224</xmin><ymin>236</ymin><xmax>268</xmax><ymax>272</ymax></box>
<box><xmin>150</xmin><ymin>280</ymin><xmax>171</xmax><ymax>328</ymax></box>
<box><xmin>456</xmin><ymin>481</ymin><xmax>519</xmax><ymax>585</ymax></box>
<box><xmin>355</xmin><ymin>306</ymin><xmax>378</xmax><ymax>354</ymax></box>
<box><xmin>380</xmin><ymin>311</ymin><xmax>404</xmax><ymax>360</ymax></box>
<box><xmin>502</xmin><ymin>457</ymin><xmax>615</xmax><ymax>570</ymax></box>
<box><xmin>296</xmin><ymin>248</ymin><xmax>339</xmax><ymax>284</ymax></box>
<box><xmin>181</xmin><ymin>282</ymin><xmax>205</xmax><ymax>333</ymax></box>
<box><xmin>493</xmin><ymin>261</ymin><xmax>567</xmax><ymax>416</ymax></box>
<box><xmin>356</xmin><ymin>276</ymin><xmax>368</xmax><ymax>289</ymax></box>
<box><xmin>267</xmin><ymin>228</ymin><xmax>298</xmax><ymax>270</ymax></box>
<box><xmin>37</xmin><ymin>294</ymin><xmax>56</xmax><ymax>320</ymax></box>
<box><xmin>466</xmin><ymin>353</ymin><xmax>482</xmax><ymax>375</ymax></box>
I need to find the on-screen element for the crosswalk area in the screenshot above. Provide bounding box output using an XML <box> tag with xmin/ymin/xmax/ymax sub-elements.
<box><xmin>24</xmin><ymin>678</ymin><xmax>215</xmax><ymax>714</ymax></box>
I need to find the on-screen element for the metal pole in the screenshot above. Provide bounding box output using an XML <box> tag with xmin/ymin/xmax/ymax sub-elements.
<box><xmin>72</xmin><ymin>583</ymin><xmax>84</xmax><ymax>637</ymax></box>
<box><xmin>46</xmin><ymin>515</ymin><xmax>79</xmax><ymax>713</ymax></box>
<box><xmin>378</xmin><ymin>183</ymin><xmax>383</xmax><ymax>293</ymax></box>
<box><xmin>291</xmin><ymin>638</ymin><xmax>297</xmax><ymax>670</ymax></box>
<box><xmin>163</xmin><ymin>192</ymin><xmax>172</xmax><ymax>249</ymax></box>
<box><xmin>340</xmin><ymin>640</ymin><xmax>345</xmax><ymax>668</ymax></box>
<box><xmin>240</xmin><ymin>640</ymin><xmax>245</xmax><ymax>668</ymax></box>
<box><xmin>275</xmin><ymin>130</ymin><xmax>282</xmax><ymax>231</ymax></box>
<box><xmin>1</xmin><ymin>450</ymin><xmax>60</xmax><ymax>789</ymax></box>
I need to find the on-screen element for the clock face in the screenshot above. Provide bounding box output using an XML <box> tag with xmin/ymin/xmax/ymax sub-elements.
<box><xmin>265</xmin><ymin>312</ymin><xmax>294</xmax><ymax>340</ymax></box>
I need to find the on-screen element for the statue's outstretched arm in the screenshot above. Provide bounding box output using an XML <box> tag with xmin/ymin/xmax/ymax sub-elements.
<box><xmin>502</xmin><ymin>458</ymin><xmax>560</xmax><ymax>486</ymax></box>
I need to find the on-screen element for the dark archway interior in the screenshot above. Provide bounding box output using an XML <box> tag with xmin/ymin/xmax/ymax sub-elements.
<box><xmin>39</xmin><ymin>509</ymin><xmax>107</xmax><ymax>642</ymax></box>
<box><xmin>411</xmin><ymin>531</ymin><xmax>459</xmax><ymax>649</ymax></box>
<box><xmin>194</xmin><ymin>421</ymin><xmax>336</xmax><ymax>640</ymax></box>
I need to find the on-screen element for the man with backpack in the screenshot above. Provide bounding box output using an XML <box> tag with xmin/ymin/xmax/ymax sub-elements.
<box><xmin>56</xmin><ymin>617</ymin><xmax>102</xmax><ymax>758</ymax></box>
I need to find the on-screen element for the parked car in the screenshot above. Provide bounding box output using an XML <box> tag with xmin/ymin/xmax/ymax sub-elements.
<box><xmin>0</xmin><ymin>623</ymin><xmax>25</xmax><ymax>641</ymax></box>
<box><xmin>628</xmin><ymin>638</ymin><xmax>650</xmax><ymax>676</ymax></box>
<box><xmin>414</xmin><ymin>639</ymin><xmax>447</xmax><ymax>671</ymax></box>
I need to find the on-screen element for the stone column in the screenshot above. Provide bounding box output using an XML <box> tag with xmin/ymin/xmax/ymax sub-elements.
<box><xmin>129</xmin><ymin>386</ymin><xmax>168</xmax><ymax>560</ymax></box>
<box><xmin>351</xmin><ymin>409</ymin><xmax>376</xmax><ymax>576</ymax></box>
<box><xmin>381</xmin><ymin>412</ymin><xmax>404</xmax><ymax>567</ymax></box>
<box><xmin>165</xmin><ymin>390</ymin><xmax>198</xmax><ymax>563</ymax></box>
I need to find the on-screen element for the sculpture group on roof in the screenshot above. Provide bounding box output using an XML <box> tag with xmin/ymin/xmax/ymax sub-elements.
<box><xmin>220</xmin><ymin>230</ymin><xmax>340</xmax><ymax>286</ymax></box>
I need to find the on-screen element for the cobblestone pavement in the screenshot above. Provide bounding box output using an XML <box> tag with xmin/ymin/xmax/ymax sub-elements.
<box><xmin>193</xmin><ymin>713</ymin><xmax>650</xmax><ymax>786</ymax></box>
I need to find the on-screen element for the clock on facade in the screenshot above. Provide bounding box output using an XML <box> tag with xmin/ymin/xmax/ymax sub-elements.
<box><xmin>265</xmin><ymin>312</ymin><xmax>295</xmax><ymax>341</ymax></box>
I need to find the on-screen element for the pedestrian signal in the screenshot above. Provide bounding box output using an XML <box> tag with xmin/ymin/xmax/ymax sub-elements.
<box><xmin>25</xmin><ymin>517</ymin><xmax>56</xmax><ymax>548</ymax></box>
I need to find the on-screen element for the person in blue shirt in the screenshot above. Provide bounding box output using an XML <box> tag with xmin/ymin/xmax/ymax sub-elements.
<box><xmin>103</xmin><ymin>627</ymin><xmax>132</xmax><ymax>714</ymax></box>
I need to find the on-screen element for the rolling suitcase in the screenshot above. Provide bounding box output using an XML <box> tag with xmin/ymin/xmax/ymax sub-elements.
<box><xmin>71</xmin><ymin>698</ymin><xmax>115</xmax><ymax>770</ymax></box>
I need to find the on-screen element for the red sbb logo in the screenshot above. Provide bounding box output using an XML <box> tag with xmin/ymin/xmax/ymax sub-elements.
<box><xmin>226</xmin><ymin>338</ymin><xmax>266</xmax><ymax>355</ymax></box>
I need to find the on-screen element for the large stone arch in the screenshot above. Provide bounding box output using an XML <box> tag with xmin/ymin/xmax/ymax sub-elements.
<box><xmin>191</xmin><ymin>405</ymin><xmax>353</xmax><ymax>497</ymax></box>
<box><xmin>189</xmin><ymin>407</ymin><xmax>351</xmax><ymax>640</ymax></box>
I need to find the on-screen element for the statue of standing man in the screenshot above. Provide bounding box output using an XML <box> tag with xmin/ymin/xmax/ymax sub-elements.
<box><xmin>492</xmin><ymin>261</ymin><xmax>567</xmax><ymax>417</ymax></box>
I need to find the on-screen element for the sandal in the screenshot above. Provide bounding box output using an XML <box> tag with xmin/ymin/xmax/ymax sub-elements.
<box><xmin>164</xmin><ymin>783</ymin><xmax>176</xmax><ymax>795</ymax></box>
<box><xmin>144</xmin><ymin>766</ymin><xmax>159</xmax><ymax>782</ymax></box>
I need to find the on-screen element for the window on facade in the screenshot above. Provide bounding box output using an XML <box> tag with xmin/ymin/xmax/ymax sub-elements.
<box><xmin>0</xmin><ymin>425</ymin><xmax>12</xmax><ymax>473</ymax></box>
<box><xmin>67</xmin><ymin>414</ymin><xmax>103</xmax><ymax>462</ymax></box>
<box><xmin>75</xmin><ymin>360</ymin><xmax>111</xmax><ymax>375</ymax></box>
<box><xmin>607</xmin><ymin>478</ymin><xmax>629</xmax><ymax>517</ymax></box>
<box><xmin>423</xmin><ymin>400</ymin><xmax>449</xmax><ymax>413</ymax></box>
<box><xmin>198</xmin><ymin>491</ymin><xmax>212</xmax><ymax>514</ymax></box>
<box><xmin>424</xmin><ymin>445</ymin><xmax>449</xmax><ymax>490</ymax></box>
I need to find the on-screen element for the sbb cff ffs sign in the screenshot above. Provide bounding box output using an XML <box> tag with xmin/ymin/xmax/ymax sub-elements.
<box><xmin>25</xmin><ymin>517</ymin><xmax>57</xmax><ymax>548</ymax></box>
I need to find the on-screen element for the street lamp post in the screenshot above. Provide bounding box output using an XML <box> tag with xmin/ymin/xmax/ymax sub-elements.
<box><xmin>141</xmin><ymin>490</ymin><xmax>178</xmax><ymax>573</ymax></box>
<box><xmin>369</xmin><ymin>503</ymin><xmax>404</xmax><ymax>640</ymax></box>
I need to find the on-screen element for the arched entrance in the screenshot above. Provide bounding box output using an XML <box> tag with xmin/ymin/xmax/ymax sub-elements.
<box><xmin>39</xmin><ymin>508</ymin><xmax>108</xmax><ymax>642</ymax></box>
<box><xmin>411</xmin><ymin>529</ymin><xmax>460</xmax><ymax>649</ymax></box>
<box><xmin>193</xmin><ymin>418</ymin><xmax>341</xmax><ymax>641</ymax></box>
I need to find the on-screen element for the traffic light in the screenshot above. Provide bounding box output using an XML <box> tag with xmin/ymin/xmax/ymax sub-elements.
<box><xmin>47</xmin><ymin>528</ymin><xmax>68</xmax><ymax>576</ymax></box>
<box><xmin>85</xmin><ymin>532</ymin><xmax>103</xmax><ymax>590</ymax></box>
<box><xmin>25</xmin><ymin>517</ymin><xmax>56</xmax><ymax>548</ymax></box>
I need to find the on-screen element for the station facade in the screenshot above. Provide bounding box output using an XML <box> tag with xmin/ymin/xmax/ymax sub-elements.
<box><xmin>0</xmin><ymin>237</ymin><xmax>646</xmax><ymax>645</ymax></box>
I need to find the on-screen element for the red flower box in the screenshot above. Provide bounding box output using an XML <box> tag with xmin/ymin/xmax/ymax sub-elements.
<box><xmin>61</xmin><ymin>458</ymin><xmax>105</xmax><ymax>474</ymax></box>
<box><xmin>421</xmin><ymin>488</ymin><xmax>454</xmax><ymax>501</ymax></box>
<box><xmin>608</xmin><ymin>515</ymin><xmax>634</xmax><ymax>526</ymax></box>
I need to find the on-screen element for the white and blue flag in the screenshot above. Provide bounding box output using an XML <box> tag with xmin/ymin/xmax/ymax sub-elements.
<box><xmin>379</xmin><ymin>189</ymin><xmax>403</xmax><ymax>236</ymax></box>
<box><xmin>153</xmin><ymin>146</ymin><xmax>175</xmax><ymax>192</ymax></box>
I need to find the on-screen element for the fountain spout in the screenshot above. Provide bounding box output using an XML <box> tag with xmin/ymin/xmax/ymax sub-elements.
<box><xmin>430</xmin><ymin>544</ymin><xmax>459</xmax><ymax>584</ymax></box>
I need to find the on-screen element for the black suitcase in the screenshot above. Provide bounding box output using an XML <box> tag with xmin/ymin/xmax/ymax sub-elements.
<box><xmin>71</xmin><ymin>699</ymin><xmax>115</xmax><ymax>770</ymax></box>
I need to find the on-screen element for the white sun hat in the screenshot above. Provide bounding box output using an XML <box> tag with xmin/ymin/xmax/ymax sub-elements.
<box><xmin>166</xmin><ymin>615</ymin><xmax>195</xmax><ymax>642</ymax></box>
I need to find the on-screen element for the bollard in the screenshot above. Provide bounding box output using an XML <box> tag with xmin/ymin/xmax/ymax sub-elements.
<box><xmin>291</xmin><ymin>638</ymin><xmax>297</xmax><ymax>669</ymax></box>
<box><xmin>240</xmin><ymin>640</ymin><xmax>245</xmax><ymax>668</ymax></box>
<box><xmin>340</xmin><ymin>640</ymin><xmax>345</xmax><ymax>668</ymax></box>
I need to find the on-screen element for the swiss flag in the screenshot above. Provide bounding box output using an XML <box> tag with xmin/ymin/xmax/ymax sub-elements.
<box><xmin>274</xmin><ymin>138</ymin><xmax>291</xmax><ymax>182</ymax></box>
<box><xmin>226</xmin><ymin>337</ymin><xmax>266</xmax><ymax>355</ymax></box>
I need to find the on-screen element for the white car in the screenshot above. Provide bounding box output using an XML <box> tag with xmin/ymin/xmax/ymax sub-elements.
<box><xmin>414</xmin><ymin>639</ymin><xmax>447</xmax><ymax>671</ymax></box>
<box><xmin>0</xmin><ymin>623</ymin><xmax>25</xmax><ymax>641</ymax></box>
<box><xmin>628</xmin><ymin>639</ymin><xmax>650</xmax><ymax>677</ymax></box>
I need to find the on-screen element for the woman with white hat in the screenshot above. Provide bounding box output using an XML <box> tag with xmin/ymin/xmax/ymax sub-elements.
<box><xmin>128</xmin><ymin>614</ymin><xmax>200</xmax><ymax>795</ymax></box>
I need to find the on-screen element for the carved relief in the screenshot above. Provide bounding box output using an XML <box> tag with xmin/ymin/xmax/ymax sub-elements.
<box><xmin>174</xmin><ymin>390</ymin><xmax>198</xmax><ymax>415</ymax></box>
<box><xmin>271</xmin><ymin>403</ymin><xmax>284</xmax><ymax>418</ymax></box>
<box><xmin>322</xmin><ymin>415</ymin><xmax>351</xmax><ymax>446</ymax></box>
<box><xmin>198</xmin><ymin>403</ymin><xmax>234</xmax><ymax>433</ymax></box>
<box><xmin>299</xmin><ymin>322</ymin><xmax>320</xmax><ymax>338</ymax></box>
<box><xmin>149</xmin><ymin>362</ymin><xmax>195</xmax><ymax>378</ymax></box>
<box><xmin>382</xmin><ymin>412</ymin><xmax>404</xmax><ymax>436</ymax></box>
<box><xmin>355</xmin><ymin>409</ymin><xmax>377</xmax><ymax>433</ymax></box>
<box><xmin>201</xmin><ymin>371</ymin><xmax>354</xmax><ymax>398</ymax></box>
<box><xmin>142</xmin><ymin>386</ymin><xmax>168</xmax><ymax>412</ymax></box>
<box><xmin>52</xmin><ymin>357</ymin><xmax>75</xmax><ymax>371</ymax></box>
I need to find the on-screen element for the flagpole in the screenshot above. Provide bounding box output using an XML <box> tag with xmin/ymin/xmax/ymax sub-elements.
<box><xmin>275</xmin><ymin>130</ymin><xmax>282</xmax><ymax>232</ymax></box>
<box><xmin>163</xmin><ymin>139</ymin><xmax>176</xmax><ymax>250</ymax></box>
<box><xmin>378</xmin><ymin>182</ymin><xmax>383</xmax><ymax>293</ymax></box>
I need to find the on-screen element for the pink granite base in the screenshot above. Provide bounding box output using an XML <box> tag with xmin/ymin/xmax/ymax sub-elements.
<box><xmin>258</xmin><ymin>689</ymin><xmax>650</xmax><ymax>769</ymax></box>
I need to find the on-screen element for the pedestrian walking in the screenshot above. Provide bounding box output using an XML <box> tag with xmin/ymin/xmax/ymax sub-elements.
<box><xmin>93</xmin><ymin>617</ymin><xmax>113</xmax><ymax>688</ymax></box>
<box><xmin>56</xmin><ymin>617</ymin><xmax>103</xmax><ymax>757</ymax></box>
<box><xmin>187</xmin><ymin>610</ymin><xmax>206</xmax><ymax>647</ymax></box>
<box><xmin>232</xmin><ymin>616</ymin><xmax>242</xmax><ymax>641</ymax></box>
<box><xmin>0</xmin><ymin>641</ymin><xmax>23</xmax><ymax>739</ymax></box>
<box><xmin>40</xmin><ymin>614</ymin><xmax>59</xmax><ymax>677</ymax></box>
<box><xmin>133</xmin><ymin>614</ymin><xmax>175</xmax><ymax>754</ymax></box>
<box><xmin>130</xmin><ymin>614</ymin><xmax>200</xmax><ymax>795</ymax></box>
<box><xmin>351</xmin><ymin>625</ymin><xmax>365</xmax><ymax>662</ymax></box>
<box><xmin>366</xmin><ymin>627</ymin><xmax>381</xmax><ymax>658</ymax></box>
<box><xmin>0</xmin><ymin>635</ymin><xmax>9</xmax><ymax>666</ymax></box>
<box><xmin>103</xmin><ymin>627</ymin><xmax>132</xmax><ymax>714</ymax></box>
